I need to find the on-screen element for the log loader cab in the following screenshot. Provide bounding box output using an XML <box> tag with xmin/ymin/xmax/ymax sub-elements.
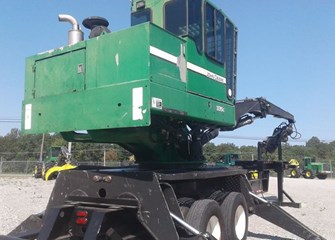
<box><xmin>131</xmin><ymin>0</ymin><xmax>237</xmax><ymax>103</ymax></box>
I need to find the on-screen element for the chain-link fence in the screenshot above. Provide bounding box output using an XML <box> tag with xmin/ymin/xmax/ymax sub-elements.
<box><xmin>0</xmin><ymin>160</ymin><xmax>35</xmax><ymax>175</ymax></box>
<box><xmin>0</xmin><ymin>159</ymin><xmax>126</xmax><ymax>175</ymax></box>
<box><xmin>1</xmin><ymin>158</ymin><xmax>333</xmax><ymax>178</ymax></box>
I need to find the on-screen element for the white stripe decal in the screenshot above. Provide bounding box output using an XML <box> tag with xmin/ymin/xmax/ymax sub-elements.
<box><xmin>150</xmin><ymin>46</ymin><xmax>178</xmax><ymax>64</ymax></box>
<box><xmin>132</xmin><ymin>87</ymin><xmax>143</xmax><ymax>120</ymax></box>
<box><xmin>24</xmin><ymin>104</ymin><xmax>32</xmax><ymax>130</ymax></box>
<box><xmin>187</xmin><ymin>62</ymin><xmax>226</xmax><ymax>84</ymax></box>
<box><xmin>149</xmin><ymin>45</ymin><xmax>226</xmax><ymax>84</ymax></box>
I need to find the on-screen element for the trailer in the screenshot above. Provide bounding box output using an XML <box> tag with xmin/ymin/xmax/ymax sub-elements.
<box><xmin>1</xmin><ymin>1</ymin><xmax>325</xmax><ymax>239</ymax></box>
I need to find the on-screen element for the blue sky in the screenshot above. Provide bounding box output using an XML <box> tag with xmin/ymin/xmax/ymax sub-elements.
<box><xmin>0</xmin><ymin>0</ymin><xmax>334</xmax><ymax>146</ymax></box>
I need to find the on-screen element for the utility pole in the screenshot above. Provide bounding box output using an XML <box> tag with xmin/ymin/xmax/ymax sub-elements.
<box><xmin>39</xmin><ymin>134</ymin><xmax>45</xmax><ymax>162</ymax></box>
<box><xmin>68</xmin><ymin>142</ymin><xmax>72</xmax><ymax>159</ymax></box>
<box><xmin>0</xmin><ymin>156</ymin><xmax>3</xmax><ymax>174</ymax></box>
<box><xmin>103</xmin><ymin>147</ymin><xmax>106</xmax><ymax>167</ymax></box>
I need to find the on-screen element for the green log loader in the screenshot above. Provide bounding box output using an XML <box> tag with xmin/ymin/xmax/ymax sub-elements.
<box><xmin>1</xmin><ymin>1</ymin><xmax>325</xmax><ymax>240</ymax></box>
<box><xmin>289</xmin><ymin>157</ymin><xmax>333</xmax><ymax>179</ymax></box>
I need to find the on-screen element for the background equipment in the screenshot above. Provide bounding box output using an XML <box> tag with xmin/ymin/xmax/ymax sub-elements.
<box><xmin>289</xmin><ymin>157</ymin><xmax>332</xmax><ymax>179</ymax></box>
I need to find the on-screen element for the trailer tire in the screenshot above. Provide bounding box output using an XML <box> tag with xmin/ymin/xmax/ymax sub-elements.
<box><xmin>186</xmin><ymin>199</ymin><xmax>223</xmax><ymax>240</ymax></box>
<box><xmin>221</xmin><ymin>192</ymin><xmax>248</xmax><ymax>240</ymax></box>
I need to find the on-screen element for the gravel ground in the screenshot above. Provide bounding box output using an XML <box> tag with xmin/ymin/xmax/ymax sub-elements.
<box><xmin>248</xmin><ymin>177</ymin><xmax>334</xmax><ymax>240</ymax></box>
<box><xmin>0</xmin><ymin>175</ymin><xmax>333</xmax><ymax>239</ymax></box>
<box><xmin>0</xmin><ymin>176</ymin><xmax>55</xmax><ymax>235</ymax></box>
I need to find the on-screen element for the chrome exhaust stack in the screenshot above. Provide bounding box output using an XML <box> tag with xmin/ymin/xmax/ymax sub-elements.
<box><xmin>58</xmin><ymin>14</ymin><xmax>84</xmax><ymax>45</ymax></box>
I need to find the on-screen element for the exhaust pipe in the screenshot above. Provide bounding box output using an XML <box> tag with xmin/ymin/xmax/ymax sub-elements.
<box><xmin>58</xmin><ymin>14</ymin><xmax>84</xmax><ymax>45</ymax></box>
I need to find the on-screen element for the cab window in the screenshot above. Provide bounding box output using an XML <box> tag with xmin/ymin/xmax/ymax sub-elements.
<box><xmin>165</xmin><ymin>0</ymin><xmax>203</xmax><ymax>52</ymax></box>
<box><xmin>225</xmin><ymin>19</ymin><xmax>237</xmax><ymax>100</ymax></box>
<box><xmin>165</xmin><ymin>0</ymin><xmax>187</xmax><ymax>35</ymax></box>
<box><xmin>205</xmin><ymin>3</ymin><xmax>225</xmax><ymax>65</ymax></box>
<box><xmin>131</xmin><ymin>8</ymin><xmax>152</xmax><ymax>26</ymax></box>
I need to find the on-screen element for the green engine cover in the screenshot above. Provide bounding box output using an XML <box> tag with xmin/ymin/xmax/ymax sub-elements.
<box><xmin>23</xmin><ymin>23</ymin><xmax>235</xmax><ymax>134</ymax></box>
<box><xmin>22</xmin><ymin>23</ymin><xmax>236</xmax><ymax>164</ymax></box>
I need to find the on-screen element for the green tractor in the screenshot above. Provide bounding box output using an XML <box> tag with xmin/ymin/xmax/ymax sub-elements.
<box><xmin>34</xmin><ymin>146</ymin><xmax>76</xmax><ymax>180</ymax></box>
<box><xmin>215</xmin><ymin>153</ymin><xmax>239</xmax><ymax>167</ymax></box>
<box><xmin>289</xmin><ymin>157</ymin><xmax>332</xmax><ymax>179</ymax></box>
<box><xmin>33</xmin><ymin>146</ymin><xmax>62</xmax><ymax>178</ymax></box>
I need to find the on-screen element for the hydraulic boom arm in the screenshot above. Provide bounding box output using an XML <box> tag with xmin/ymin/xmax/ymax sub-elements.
<box><xmin>233</xmin><ymin>97</ymin><xmax>295</xmax><ymax>130</ymax></box>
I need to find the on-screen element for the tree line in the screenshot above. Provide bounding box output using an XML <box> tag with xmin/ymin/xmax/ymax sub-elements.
<box><xmin>204</xmin><ymin>138</ymin><xmax>335</xmax><ymax>165</ymax></box>
<box><xmin>0</xmin><ymin>128</ymin><xmax>334</xmax><ymax>168</ymax></box>
<box><xmin>0</xmin><ymin>129</ymin><xmax>131</xmax><ymax>163</ymax></box>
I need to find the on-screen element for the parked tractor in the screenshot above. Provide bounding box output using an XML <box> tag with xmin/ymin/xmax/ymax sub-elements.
<box><xmin>33</xmin><ymin>146</ymin><xmax>61</xmax><ymax>178</ymax></box>
<box><xmin>1</xmin><ymin>1</ymin><xmax>325</xmax><ymax>240</ymax></box>
<box><xmin>216</xmin><ymin>153</ymin><xmax>262</xmax><ymax>193</ymax></box>
<box><xmin>215</xmin><ymin>153</ymin><xmax>239</xmax><ymax>166</ymax></box>
<box><xmin>34</xmin><ymin>146</ymin><xmax>76</xmax><ymax>181</ymax></box>
<box><xmin>289</xmin><ymin>157</ymin><xmax>332</xmax><ymax>179</ymax></box>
